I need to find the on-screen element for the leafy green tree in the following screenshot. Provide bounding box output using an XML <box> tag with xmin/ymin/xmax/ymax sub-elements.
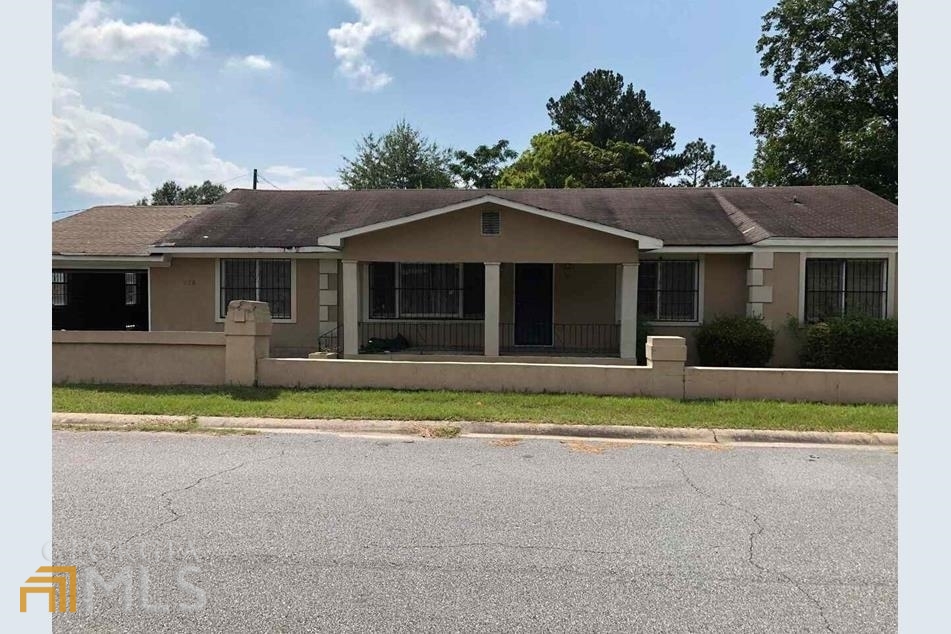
<box><xmin>497</xmin><ymin>133</ymin><xmax>652</xmax><ymax>189</ymax></box>
<box><xmin>546</xmin><ymin>69</ymin><xmax>680</xmax><ymax>183</ymax></box>
<box><xmin>339</xmin><ymin>120</ymin><xmax>454</xmax><ymax>189</ymax></box>
<box><xmin>450</xmin><ymin>140</ymin><xmax>518</xmax><ymax>188</ymax></box>
<box><xmin>748</xmin><ymin>0</ymin><xmax>897</xmax><ymax>201</ymax></box>
<box><xmin>181</xmin><ymin>181</ymin><xmax>227</xmax><ymax>204</ymax></box>
<box><xmin>149</xmin><ymin>180</ymin><xmax>184</xmax><ymax>205</ymax></box>
<box><xmin>678</xmin><ymin>138</ymin><xmax>744</xmax><ymax>187</ymax></box>
<box><xmin>144</xmin><ymin>180</ymin><xmax>227</xmax><ymax>205</ymax></box>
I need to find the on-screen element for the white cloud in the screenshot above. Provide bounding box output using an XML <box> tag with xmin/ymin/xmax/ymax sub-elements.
<box><xmin>262</xmin><ymin>166</ymin><xmax>340</xmax><ymax>190</ymax></box>
<box><xmin>53</xmin><ymin>73</ymin><xmax>244</xmax><ymax>202</ymax></box>
<box><xmin>74</xmin><ymin>170</ymin><xmax>143</xmax><ymax>199</ymax></box>
<box><xmin>490</xmin><ymin>0</ymin><xmax>546</xmax><ymax>25</ymax></box>
<box><xmin>225</xmin><ymin>54</ymin><xmax>274</xmax><ymax>71</ymax></box>
<box><xmin>53</xmin><ymin>72</ymin><xmax>81</xmax><ymax>104</ymax></box>
<box><xmin>328</xmin><ymin>21</ymin><xmax>391</xmax><ymax>91</ymax></box>
<box><xmin>328</xmin><ymin>0</ymin><xmax>484</xmax><ymax>91</ymax></box>
<box><xmin>58</xmin><ymin>1</ymin><xmax>208</xmax><ymax>62</ymax></box>
<box><xmin>113</xmin><ymin>74</ymin><xmax>172</xmax><ymax>92</ymax></box>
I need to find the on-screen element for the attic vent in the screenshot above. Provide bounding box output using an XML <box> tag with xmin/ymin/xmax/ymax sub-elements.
<box><xmin>481</xmin><ymin>210</ymin><xmax>501</xmax><ymax>236</ymax></box>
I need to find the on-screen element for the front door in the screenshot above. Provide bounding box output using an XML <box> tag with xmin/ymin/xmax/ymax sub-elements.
<box><xmin>514</xmin><ymin>263</ymin><xmax>553</xmax><ymax>346</ymax></box>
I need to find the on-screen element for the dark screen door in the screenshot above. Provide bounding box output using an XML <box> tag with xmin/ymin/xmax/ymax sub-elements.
<box><xmin>514</xmin><ymin>264</ymin><xmax>553</xmax><ymax>346</ymax></box>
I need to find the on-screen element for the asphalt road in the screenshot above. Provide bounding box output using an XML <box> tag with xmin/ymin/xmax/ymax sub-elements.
<box><xmin>52</xmin><ymin>431</ymin><xmax>896</xmax><ymax>633</ymax></box>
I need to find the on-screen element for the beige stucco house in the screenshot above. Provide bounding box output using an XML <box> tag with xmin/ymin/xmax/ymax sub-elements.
<box><xmin>52</xmin><ymin>186</ymin><xmax>897</xmax><ymax>365</ymax></box>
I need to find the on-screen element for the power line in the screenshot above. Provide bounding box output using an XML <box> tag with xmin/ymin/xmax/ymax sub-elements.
<box><xmin>221</xmin><ymin>171</ymin><xmax>253</xmax><ymax>186</ymax></box>
<box><xmin>257</xmin><ymin>174</ymin><xmax>282</xmax><ymax>190</ymax></box>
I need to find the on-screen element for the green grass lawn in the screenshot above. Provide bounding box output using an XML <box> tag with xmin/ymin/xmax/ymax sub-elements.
<box><xmin>52</xmin><ymin>385</ymin><xmax>897</xmax><ymax>433</ymax></box>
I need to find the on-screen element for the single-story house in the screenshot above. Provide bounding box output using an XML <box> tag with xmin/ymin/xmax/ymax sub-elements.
<box><xmin>52</xmin><ymin>186</ymin><xmax>897</xmax><ymax>365</ymax></box>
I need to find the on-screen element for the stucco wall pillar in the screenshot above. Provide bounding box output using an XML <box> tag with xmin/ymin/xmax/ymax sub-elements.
<box><xmin>747</xmin><ymin>250</ymin><xmax>774</xmax><ymax>325</ymax></box>
<box><xmin>224</xmin><ymin>300</ymin><xmax>272</xmax><ymax>386</ymax></box>
<box><xmin>619</xmin><ymin>262</ymin><xmax>639</xmax><ymax>360</ymax></box>
<box><xmin>484</xmin><ymin>262</ymin><xmax>500</xmax><ymax>357</ymax></box>
<box><xmin>341</xmin><ymin>260</ymin><xmax>359</xmax><ymax>356</ymax></box>
<box><xmin>318</xmin><ymin>259</ymin><xmax>340</xmax><ymax>336</ymax></box>
<box><xmin>646</xmin><ymin>335</ymin><xmax>686</xmax><ymax>399</ymax></box>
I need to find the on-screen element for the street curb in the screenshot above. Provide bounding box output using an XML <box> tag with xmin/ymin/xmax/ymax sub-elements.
<box><xmin>52</xmin><ymin>412</ymin><xmax>897</xmax><ymax>447</ymax></box>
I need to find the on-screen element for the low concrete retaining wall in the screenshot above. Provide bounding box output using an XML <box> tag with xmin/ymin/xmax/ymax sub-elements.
<box><xmin>685</xmin><ymin>367</ymin><xmax>897</xmax><ymax>405</ymax></box>
<box><xmin>52</xmin><ymin>301</ymin><xmax>898</xmax><ymax>404</ymax></box>
<box><xmin>257</xmin><ymin>358</ymin><xmax>683</xmax><ymax>398</ymax></box>
<box><xmin>52</xmin><ymin>300</ymin><xmax>271</xmax><ymax>387</ymax></box>
<box><xmin>53</xmin><ymin>330</ymin><xmax>226</xmax><ymax>385</ymax></box>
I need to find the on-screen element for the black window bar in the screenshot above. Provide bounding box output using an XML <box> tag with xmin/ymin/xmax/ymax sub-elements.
<box><xmin>124</xmin><ymin>272</ymin><xmax>139</xmax><ymax>306</ymax></box>
<box><xmin>220</xmin><ymin>259</ymin><xmax>292</xmax><ymax>319</ymax></box>
<box><xmin>53</xmin><ymin>271</ymin><xmax>67</xmax><ymax>307</ymax></box>
<box><xmin>638</xmin><ymin>261</ymin><xmax>699</xmax><ymax>322</ymax></box>
<box><xmin>368</xmin><ymin>262</ymin><xmax>484</xmax><ymax>320</ymax></box>
<box><xmin>804</xmin><ymin>258</ymin><xmax>887</xmax><ymax>322</ymax></box>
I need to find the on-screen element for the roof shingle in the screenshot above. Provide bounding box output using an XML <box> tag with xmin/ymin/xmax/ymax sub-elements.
<box><xmin>53</xmin><ymin>205</ymin><xmax>210</xmax><ymax>256</ymax></box>
<box><xmin>54</xmin><ymin>185</ymin><xmax>897</xmax><ymax>255</ymax></box>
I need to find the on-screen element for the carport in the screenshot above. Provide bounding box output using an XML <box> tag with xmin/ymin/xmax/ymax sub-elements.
<box><xmin>53</xmin><ymin>269</ymin><xmax>149</xmax><ymax>331</ymax></box>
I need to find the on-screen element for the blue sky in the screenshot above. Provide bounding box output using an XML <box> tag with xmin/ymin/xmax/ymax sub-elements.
<box><xmin>52</xmin><ymin>0</ymin><xmax>778</xmax><ymax>214</ymax></box>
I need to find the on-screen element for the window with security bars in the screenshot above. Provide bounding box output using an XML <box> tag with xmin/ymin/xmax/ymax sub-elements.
<box><xmin>219</xmin><ymin>259</ymin><xmax>292</xmax><ymax>319</ymax></box>
<box><xmin>804</xmin><ymin>258</ymin><xmax>887</xmax><ymax>322</ymax></box>
<box><xmin>124</xmin><ymin>272</ymin><xmax>139</xmax><ymax>306</ymax></box>
<box><xmin>53</xmin><ymin>271</ymin><xmax>67</xmax><ymax>306</ymax></box>
<box><xmin>368</xmin><ymin>262</ymin><xmax>484</xmax><ymax>319</ymax></box>
<box><xmin>638</xmin><ymin>260</ymin><xmax>699</xmax><ymax>322</ymax></box>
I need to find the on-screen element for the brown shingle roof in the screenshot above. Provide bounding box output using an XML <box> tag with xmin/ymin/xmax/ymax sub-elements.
<box><xmin>53</xmin><ymin>205</ymin><xmax>210</xmax><ymax>256</ymax></box>
<box><xmin>717</xmin><ymin>186</ymin><xmax>898</xmax><ymax>239</ymax></box>
<box><xmin>160</xmin><ymin>187</ymin><xmax>749</xmax><ymax>247</ymax></box>
<box><xmin>55</xmin><ymin>186</ymin><xmax>898</xmax><ymax>255</ymax></box>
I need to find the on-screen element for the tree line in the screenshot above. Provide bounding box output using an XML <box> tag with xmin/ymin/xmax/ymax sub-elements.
<box><xmin>139</xmin><ymin>0</ymin><xmax>896</xmax><ymax>205</ymax></box>
<box><xmin>338</xmin><ymin>69</ymin><xmax>744</xmax><ymax>191</ymax></box>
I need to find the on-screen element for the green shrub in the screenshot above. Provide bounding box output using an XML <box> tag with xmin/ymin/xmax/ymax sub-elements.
<box><xmin>801</xmin><ymin>316</ymin><xmax>897</xmax><ymax>370</ymax></box>
<box><xmin>695</xmin><ymin>316</ymin><xmax>775</xmax><ymax>367</ymax></box>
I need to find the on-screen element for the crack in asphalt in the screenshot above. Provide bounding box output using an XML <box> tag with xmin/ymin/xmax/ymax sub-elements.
<box><xmin>779</xmin><ymin>571</ymin><xmax>835</xmax><ymax>633</ymax></box>
<box><xmin>671</xmin><ymin>457</ymin><xmax>835</xmax><ymax>633</ymax></box>
<box><xmin>113</xmin><ymin>449</ymin><xmax>287</xmax><ymax>552</ymax></box>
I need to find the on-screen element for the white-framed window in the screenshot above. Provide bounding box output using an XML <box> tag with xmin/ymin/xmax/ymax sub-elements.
<box><xmin>53</xmin><ymin>271</ymin><xmax>67</xmax><ymax>306</ymax></box>
<box><xmin>638</xmin><ymin>260</ymin><xmax>700</xmax><ymax>322</ymax></box>
<box><xmin>804</xmin><ymin>258</ymin><xmax>887</xmax><ymax>322</ymax></box>
<box><xmin>218</xmin><ymin>259</ymin><xmax>293</xmax><ymax>319</ymax></box>
<box><xmin>368</xmin><ymin>262</ymin><xmax>485</xmax><ymax>320</ymax></box>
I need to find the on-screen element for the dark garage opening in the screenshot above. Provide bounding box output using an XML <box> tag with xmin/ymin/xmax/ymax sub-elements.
<box><xmin>53</xmin><ymin>269</ymin><xmax>149</xmax><ymax>331</ymax></box>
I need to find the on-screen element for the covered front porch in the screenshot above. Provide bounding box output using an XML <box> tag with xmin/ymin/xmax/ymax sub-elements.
<box><xmin>321</xmin><ymin>261</ymin><xmax>643</xmax><ymax>361</ymax></box>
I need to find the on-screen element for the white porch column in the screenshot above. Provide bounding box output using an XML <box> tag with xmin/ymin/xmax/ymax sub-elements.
<box><xmin>484</xmin><ymin>262</ymin><xmax>500</xmax><ymax>357</ymax></box>
<box><xmin>341</xmin><ymin>260</ymin><xmax>359</xmax><ymax>356</ymax></box>
<box><xmin>620</xmin><ymin>262</ymin><xmax>639</xmax><ymax>360</ymax></box>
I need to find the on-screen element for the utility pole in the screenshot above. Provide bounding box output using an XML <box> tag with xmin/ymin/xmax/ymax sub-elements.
<box><xmin>252</xmin><ymin>168</ymin><xmax>258</xmax><ymax>190</ymax></box>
